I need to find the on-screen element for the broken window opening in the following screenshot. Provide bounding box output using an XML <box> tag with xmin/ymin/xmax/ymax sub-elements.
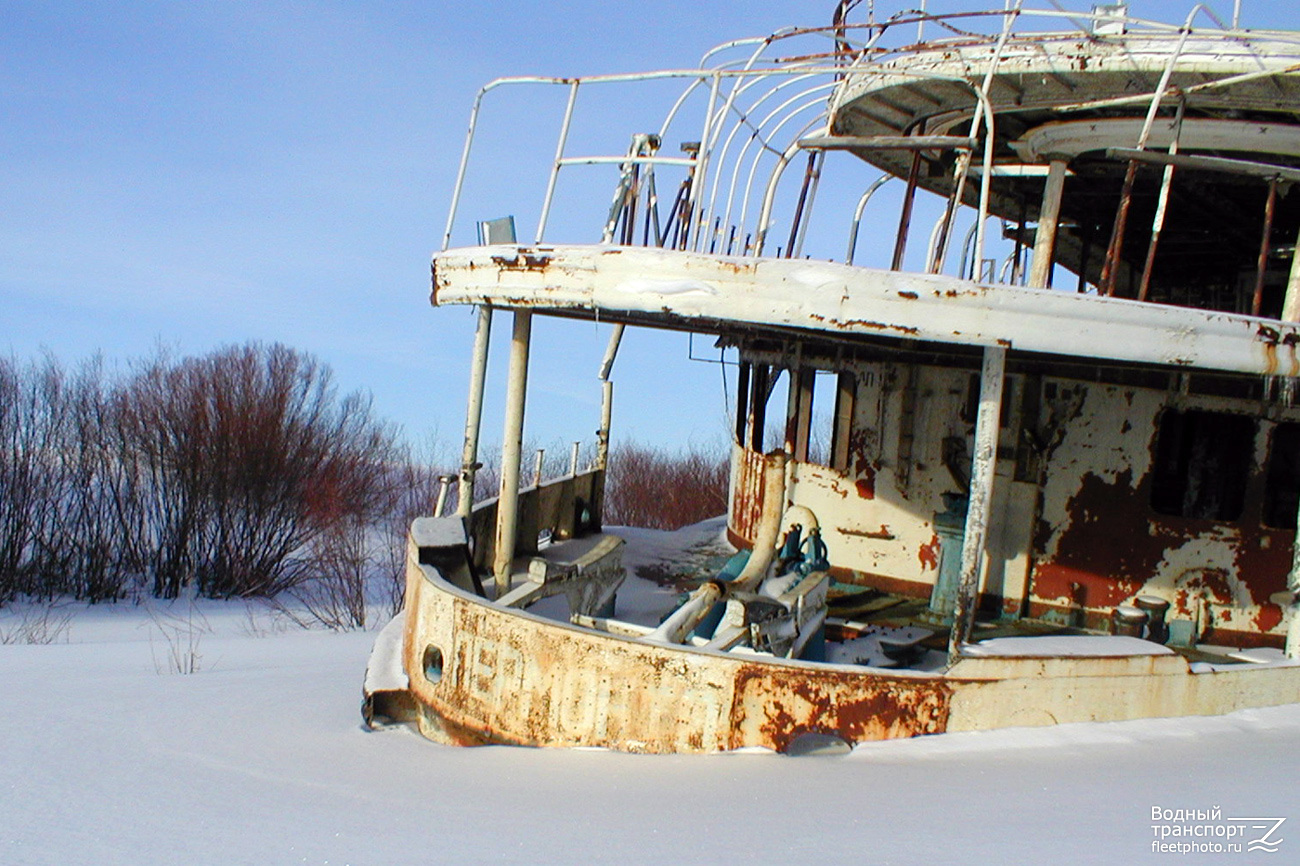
<box><xmin>782</xmin><ymin>369</ymin><xmax>856</xmax><ymax>470</ymax></box>
<box><xmin>1263</xmin><ymin>421</ymin><xmax>1300</xmax><ymax>530</ymax></box>
<box><xmin>830</xmin><ymin>372</ymin><xmax>856</xmax><ymax>473</ymax></box>
<box><xmin>734</xmin><ymin>362</ymin><xmax>751</xmax><ymax>445</ymax></box>
<box><xmin>1150</xmin><ymin>408</ymin><xmax>1254</xmax><ymax>522</ymax></box>
<box><xmin>747</xmin><ymin>364</ymin><xmax>773</xmax><ymax>452</ymax></box>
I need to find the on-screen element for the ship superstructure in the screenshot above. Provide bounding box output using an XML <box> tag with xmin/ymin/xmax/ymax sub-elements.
<box><xmin>368</xmin><ymin>2</ymin><xmax>1300</xmax><ymax>752</ymax></box>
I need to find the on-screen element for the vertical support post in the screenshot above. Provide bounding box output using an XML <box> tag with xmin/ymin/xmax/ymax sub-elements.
<box><xmin>493</xmin><ymin>310</ymin><xmax>533</xmax><ymax>595</ymax></box>
<box><xmin>532</xmin><ymin>448</ymin><xmax>545</xmax><ymax>487</ymax></box>
<box><xmin>1282</xmin><ymin>222</ymin><xmax>1300</xmax><ymax>323</ymax></box>
<box><xmin>596</xmin><ymin>323</ymin><xmax>625</xmax><ymax>471</ymax></box>
<box><xmin>735</xmin><ymin>361</ymin><xmax>752</xmax><ymax>444</ymax></box>
<box><xmin>457</xmin><ymin>305</ymin><xmax>493</xmax><ymax>518</ymax></box>
<box><xmin>1138</xmin><ymin>99</ymin><xmax>1186</xmax><ymax>302</ymax></box>
<box><xmin>569</xmin><ymin>441</ymin><xmax>581</xmax><ymax>476</ymax></box>
<box><xmin>748</xmin><ymin>365</ymin><xmax>770</xmax><ymax>452</ymax></box>
<box><xmin>929</xmin><ymin>151</ymin><xmax>970</xmax><ymax>275</ymax></box>
<box><xmin>830</xmin><ymin>372</ymin><xmax>856</xmax><ymax>472</ymax></box>
<box><xmin>1288</xmin><ymin>493</ymin><xmax>1300</xmax><ymax>658</ymax></box>
<box><xmin>948</xmin><ymin>345</ymin><xmax>1007</xmax><ymax>665</ymax></box>
<box><xmin>794</xmin><ymin>369</ymin><xmax>815</xmax><ymax>463</ymax></box>
<box><xmin>1077</xmin><ymin>228</ymin><xmax>1091</xmax><ymax>293</ymax></box>
<box><xmin>1101</xmin><ymin>161</ymin><xmax>1140</xmax><ymax>297</ymax></box>
<box><xmin>891</xmin><ymin>150</ymin><xmax>924</xmax><ymax>271</ymax></box>
<box><xmin>1010</xmin><ymin>200</ymin><xmax>1028</xmax><ymax>285</ymax></box>
<box><xmin>1028</xmin><ymin>159</ymin><xmax>1067</xmax><ymax>289</ymax></box>
<box><xmin>783</xmin><ymin>345</ymin><xmax>803</xmax><ymax>456</ymax></box>
<box><xmin>783</xmin><ymin>368</ymin><xmax>800</xmax><ymax>455</ymax></box>
<box><xmin>1252</xmin><ymin>178</ymin><xmax>1279</xmax><ymax>317</ymax></box>
<box><xmin>1102</xmin><ymin>16</ymin><xmax>1194</xmax><ymax>296</ymax></box>
<box><xmin>434</xmin><ymin>475</ymin><xmax>453</xmax><ymax>517</ymax></box>
<box><xmin>597</xmin><ymin>381</ymin><xmax>614</xmax><ymax>469</ymax></box>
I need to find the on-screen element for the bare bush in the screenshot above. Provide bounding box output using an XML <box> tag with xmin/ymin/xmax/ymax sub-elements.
<box><xmin>0</xmin><ymin>603</ymin><xmax>73</xmax><ymax>645</ymax></box>
<box><xmin>292</xmin><ymin>513</ymin><xmax>370</xmax><ymax>630</ymax></box>
<box><xmin>377</xmin><ymin>443</ymin><xmax>455</xmax><ymax>617</ymax></box>
<box><xmin>0</xmin><ymin>356</ymin><xmax>66</xmax><ymax>601</ymax></box>
<box><xmin>122</xmin><ymin>344</ymin><xmax>400</xmax><ymax>600</ymax></box>
<box><xmin>0</xmin><ymin>343</ymin><xmax>400</xmax><ymax>607</ymax></box>
<box><xmin>602</xmin><ymin>439</ymin><xmax>729</xmax><ymax>530</ymax></box>
<box><xmin>145</xmin><ymin>601</ymin><xmax>208</xmax><ymax>675</ymax></box>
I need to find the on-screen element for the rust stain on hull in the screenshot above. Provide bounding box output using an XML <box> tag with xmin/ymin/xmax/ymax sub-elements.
<box><xmin>729</xmin><ymin>664</ymin><xmax>951</xmax><ymax>751</ymax></box>
<box><xmin>398</xmin><ymin>553</ymin><xmax>1300</xmax><ymax>754</ymax></box>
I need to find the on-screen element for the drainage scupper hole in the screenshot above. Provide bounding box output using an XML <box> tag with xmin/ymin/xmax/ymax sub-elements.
<box><xmin>423</xmin><ymin>645</ymin><xmax>444</xmax><ymax>684</ymax></box>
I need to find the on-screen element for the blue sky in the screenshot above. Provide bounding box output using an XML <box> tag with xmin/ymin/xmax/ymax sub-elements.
<box><xmin>4</xmin><ymin>1</ymin><xmax>1297</xmax><ymax>462</ymax></box>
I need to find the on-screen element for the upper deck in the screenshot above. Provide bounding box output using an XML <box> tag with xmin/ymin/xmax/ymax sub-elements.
<box><xmin>434</xmin><ymin>243</ymin><xmax>1300</xmax><ymax>377</ymax></box>
<box><xmin>434</xmin><ymin>2</ymin><xmax>1300</xmax><ymax>375</ymax></box>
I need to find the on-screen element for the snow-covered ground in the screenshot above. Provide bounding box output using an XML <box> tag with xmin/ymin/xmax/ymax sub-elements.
<box><xmin>3</xmin><ymin>526</ymin><xmax>1299</xmax><ymax>865</ymax></box>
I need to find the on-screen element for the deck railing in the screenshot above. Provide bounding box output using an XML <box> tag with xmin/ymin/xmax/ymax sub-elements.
<box><xmin>464</xmin><ymin>467</ymin><xmax>605</xmax><ymax>577</ymax></box>
<box><xmin>440</xmin><ymin>4</ymin><xmax>1299</xmax><ymax>291</ymax></box>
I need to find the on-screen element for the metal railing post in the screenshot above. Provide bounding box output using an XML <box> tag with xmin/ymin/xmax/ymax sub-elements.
<box><xmin>535</xmin><ymin>81</ymin><xmax>581</xmax><ymax>244</ymax></box>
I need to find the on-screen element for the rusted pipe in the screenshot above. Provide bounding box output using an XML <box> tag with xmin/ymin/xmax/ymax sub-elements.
<box><xmin>891</xmin><ymin>149</ymin><xmax>924</xmax><ymax>271</ymax></box>
<box><xmin>1103</xmin><ymin>14</ymin><xmax>1197</xmax><ymax>297</ymax></box>
<box><xmin>784</xmin><ymin>152</ymin><xmax>816</xmax><ymax>257</ymax></box>
<box><xmin>646</xmin><ymin>582</ymin><xmax>724</xmax><ymax>644</ymax></box>
<box><xmin>1252</xmin><ymin>178</ymin><xmax>1279</xmax><ymax>317</ymax></box>
<box><xmin>889</xmin><ymin>146</ymin><xmax>930</xmax><ymax>270</ymax></box>
<box><xmin>733</xmin><ymin>451</ymin><xmax>789</xmax><ymax>593</ymax></box>
<box><xmin>1101</xmin><ymin>160</ymin><xmax>1140</xmax><ymax>297</ymax></box>
<box><xmin>792</xmin><ymin>150</ymin><xmax>824</xmax><ymax>259</ymax></box>
<box><xmin>928</xmin><ymin>152</ymin><xmax>969</xmax><ymax>275</ymax></box>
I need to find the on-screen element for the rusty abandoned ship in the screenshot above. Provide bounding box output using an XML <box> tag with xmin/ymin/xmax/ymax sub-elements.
<box><xmin>365</xmin><ymin>1</ymin><xmax>1300</xmax><ymax>753</ymax></box>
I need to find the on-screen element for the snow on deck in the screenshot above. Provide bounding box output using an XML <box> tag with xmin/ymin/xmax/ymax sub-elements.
<box><xmin>963</xmin><ymin>635</ymin><xmax>1176</xmax><ymax>657</ymax></box>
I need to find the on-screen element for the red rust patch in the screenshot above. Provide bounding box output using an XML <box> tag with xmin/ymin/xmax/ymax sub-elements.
<box><xmin>1030</xmin><ymin>441</ymin><xmax>1291</xmax><ymax>645</ymax></box>
<box><xmin>1255</xmin><ymin>605</ymin><xmax>1285</xmax><ymax>633</ymax></box>
<box><xmin>918</xmin><ymin>533</ymin><xmax>940</xmax><ymax>571</ymax></box>
<box><xmin>855</xmin><ymin>464</ymin><xmax>877</xmax><ymax>499</ymax></box>
<box><xmin>728</xmin><ymin>663</ymin><xmax>952</xmax><ymax>751</ymax></box>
